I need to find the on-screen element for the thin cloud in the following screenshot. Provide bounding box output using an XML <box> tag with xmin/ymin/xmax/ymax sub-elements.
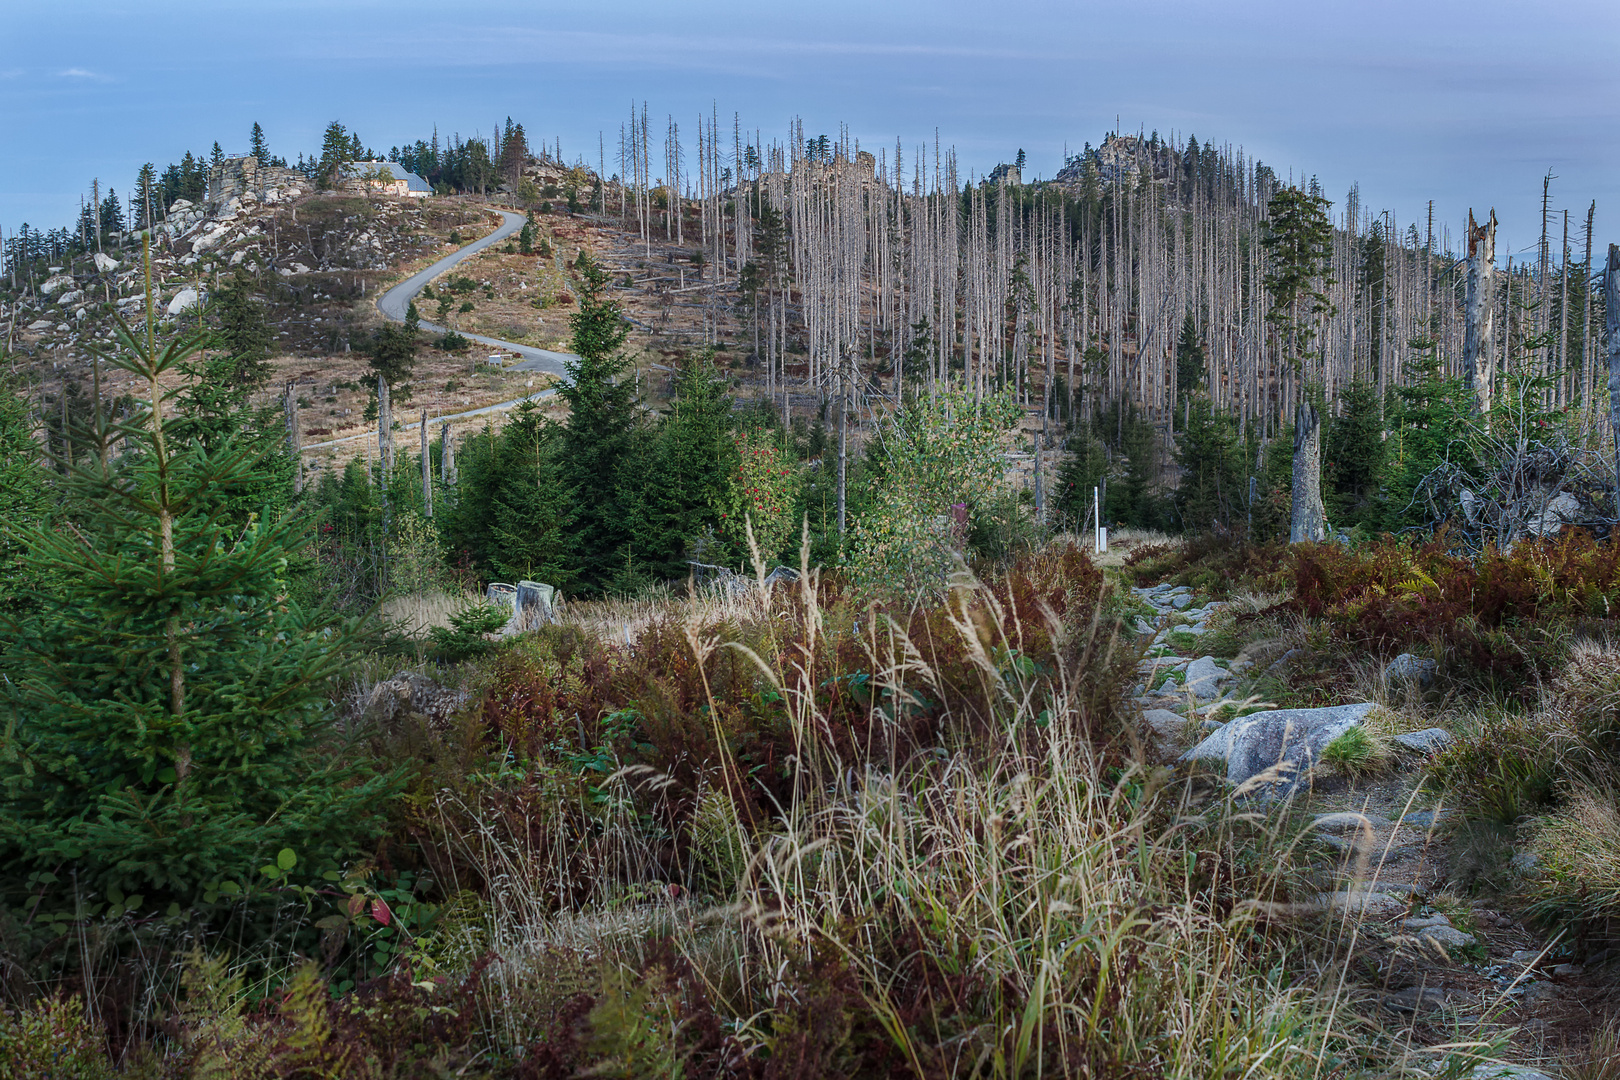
<box><xmin>57</xmin><ymin>67</ymin><xmax>109</xmax><ymax>80</ymax></box>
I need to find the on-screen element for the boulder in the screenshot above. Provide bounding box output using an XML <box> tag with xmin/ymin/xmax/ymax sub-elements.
<box><xmin>56</xmin><ymin>290</ymin><xmax>83</xmax><ymax>306</ymax></box>
<box><xmin>1181</xmin><ymin>702</ymin><xmax>1377</xmax><ymax>794</ymax></box>
<box><xmin>1524</xmin><ymin>491</ymin><xmax>1581</xmax><ymax>537</ymax></box>
<box><xmin>1402</xmin><ymin>810</ymin><xmax>1451</xmax><ymax>829</ymax></box>
<box><xmin>1170</xmin><ymin>593</ymin><xmax>1194</xmax><ymax>610</ymax></box>
<box><xmin>1311</xmin><ymin>811</ymin><xmax>1389</xmax><ymax>834</ymax></box>
<box><xmin>93</xmin><ymin>252</ymin><xmax>119</xmax><ymax>272</ymax></box>
<box><xmin>1383</xmin><ymin>652</ymin><xmax>1436</xmax><ymax>688</ymax></box>
<box><xmin>40</xmin><ymin>274</ymin><xmax>75</xmax><ymax>295</ymax></box>
<box><xmin>1319</xmin><ymin>890</ymin><xmax>1406</xmax><ymax>917</ymax></box>
<box><xmin>1182</xmin><ymin>656</ymin><xmax>1228</xmax><ymax>703</ymax></box>
<box><xmin>361</xmin><ymin>671</ymin><xmax>469</xmax><ymax>731</ymax></box>
<box><xmin>166</xmin><ymin>287</ymin><xmax>201</xmax><ymax>316</ymax></box>
<box><xmin>168</xmin><ymin>199</ymin><xmax>194</xmax><ymax>214</ymax></box>
<box><xmin>1417</xmin><ymin>924</ymin><xmax>1476</xmax><ymax>950</ymax></box>
<box><xmin>1394</xmin><ymin>727</ymin><xmax>1453</xmax><ymax>754</ymax></box>
<box><xmin>26</xmin><ymin>319</ymin><xmax>52</xmax><ymax>331</ymax></box>
<box><xmin>1470</xmin><ymin>1065</ymin><xmax>1555</xmax><ymax>1080</ymax></box>
<box><xmin>1142</xmin><ymin>709</ymin><xmax>1187</xmax><ymax>740</ymax></box>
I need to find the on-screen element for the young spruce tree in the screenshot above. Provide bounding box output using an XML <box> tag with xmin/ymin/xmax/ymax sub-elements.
<box><xmin>559</xmin><ymin>253</ymin><xmax>641</xmax><ymax>595</ymax></box>
<box><xmin>0</xmin><ymin>244</ymin><xmax>398</xmax><ymax>909</ymax></box>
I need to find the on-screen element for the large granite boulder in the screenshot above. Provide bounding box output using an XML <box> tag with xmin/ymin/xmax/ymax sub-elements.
<box><xmin>1181</xmin><ymin>702</ymin><xmax>1377</xmax><ymax>794</ymax></box>
<box><xmin>167</xmin><ymin>287</ymin><xmax>201</xmax><ymax>315</ymax></box>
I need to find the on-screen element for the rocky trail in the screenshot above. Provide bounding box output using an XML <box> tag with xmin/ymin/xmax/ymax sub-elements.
<box><xmin>1127</xmin><ymin>581</ymin><xmax>1613</xmax><ymax>1073</ymax></box>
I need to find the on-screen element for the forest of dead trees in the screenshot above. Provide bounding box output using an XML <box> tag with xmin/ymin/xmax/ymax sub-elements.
<box><xmin>613</xmin><ymin>109</ymin><xmax>1608</xmax><ymax>480</ymax></box>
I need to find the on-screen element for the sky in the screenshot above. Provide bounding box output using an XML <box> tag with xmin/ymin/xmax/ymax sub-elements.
<box><xmin>3</xmin><ymin>0</ymin><xmax>1617</xmax><ymax>262</ymax></box>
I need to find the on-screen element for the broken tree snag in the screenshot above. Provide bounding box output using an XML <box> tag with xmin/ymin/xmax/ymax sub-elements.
<box><xmin>440</xmin><ymin>419</ymin><xmax>455</xmax><ymax>487</ymax></box>
<box><xmin>420</xmin><ymin>411</ymin><xmax>432</xmax><ymax>518</ymax></box>
<box><xmin>376</xmin><ymin>373</ymin><xmax>394</xmax><ymax>475</ymax></box>
<box><xmin>1290</xmin><ymin>398</ymin><xmax>1326</xmax><ymax>543</ymax></box>
<box><xmin>1464</xmin><ymin>208</ymin><xmax>1498</xmax><ymax>419</ymax></box>
<box><xmin>1607</xmin><ymin>244</ymin><xmax>1620</xmax><ymax>517</ymax></box>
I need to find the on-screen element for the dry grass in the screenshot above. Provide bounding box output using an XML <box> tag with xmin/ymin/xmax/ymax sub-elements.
<box><xmin>551</xmin><ymin>578</ymin><xmax>779</xmax><ymax>647</ymax></box>
<box><xmin>381</xmin><ymin>588</ymin><xmax>487</xmax><ymax>637</ymax></box>
<box><xmin>1068</xmin><ymin>526</ymin><xmax>1183</xmax><ymax>570</ymax></box>
<box><xmin>408</xmin><ymin>564</ymin><xmax>1483</xmax><ymax>1078</ymax></box>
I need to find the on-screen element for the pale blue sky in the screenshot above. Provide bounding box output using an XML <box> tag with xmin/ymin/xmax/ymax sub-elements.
<box><xmin>4</xmin><ymin>0</ymin><xmax>1616</xmax><ymax>258</ymax></box>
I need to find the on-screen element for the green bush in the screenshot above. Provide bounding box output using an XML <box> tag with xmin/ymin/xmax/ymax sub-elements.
<box><xmin>437</xmin><ymin>330</ymin><xmax>471</xmax><ymax>353</ymax></box>
<box><xmin>1426</xmin><ymin>713</ymin><xmax>1564</xmax><ymax>826</ymax></box>
<box><xmin>0</xmin><ymin>994</ymin><xmax>111</xmax><ymax>1080</ymax></box>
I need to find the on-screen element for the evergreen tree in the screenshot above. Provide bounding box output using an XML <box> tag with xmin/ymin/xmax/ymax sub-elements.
<box><xmin>99</xmin><ymin>188</ymin><xmax>125</xmax><ymax>238</ymax></box>
<box><xmin>1323</xmin><ymin>378</ymin><xmax>1386</xmax><ymax>529</ymax></box>
<box><xmin>366</xmin><ymin>324</ymin><xmax>418</xmax><ymax>388</ymax></box>
<box><xmin>210</xmin><ymin>141</ymin><xmax>225</xmax><ymax>172</ymax></box>
<box><xmin>0</xmin><ymin>291</ymin><xmax>397</xmax><ymax>909</ymax></box>
<box><xmin>499</xmin><ymin>120</ymin><xmax>529</xmax><ymax>189</ymax></box>
<box><xmin>558</xmin><ymin>254</ymin><xmax>641</xmax><ymax>595</ymax></box>
<box><xmin>1381</xmin><ymin>339</ymin><xmax>1471</xmax><ymax>532</ymax></box>
<box><xmin>171</xmin><ymin>273</ymin><xmax>292</xmax><ymax>518</ymax></box>
<box><xmin>249</xmin><ymin>121</ymin><xmax>269</xmax><ymax>167</ymax></box>
<box><xmin>0</xmin><ymin>380</ymin><xmax>52</xmax><ymax>616</ymax></box>
<box><xmin>1173</xmin><ymin>396</ymin><xmax>1245</xmax><ymax>532</ymax></box>
<box><xmin>318</xmin><ymin>121</ymin><xmax>356</xmax><ymax>188</ymax></box>
<box><xmin>625</xmin><ymin>357</ymin><xmax>737</xmax><ymax>577</ymax></box>
<box><xmin>133</xmin><ymin>163</ymin><xmax>158</xmax><ymax>232</ymax></box>
<box><xmin>1173</xmin><ymin>312</ymin><xmax>1205</xmax><ymax>412</ymax></box>
<box><xmin>444</xmin><ymin>405</ymin><xmax>574</xmax><ymax>586</ymax></box>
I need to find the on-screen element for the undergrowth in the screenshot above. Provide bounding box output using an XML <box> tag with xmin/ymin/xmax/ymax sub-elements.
<box><xmin>0</xmin><ymin>539</ymin><xmax>1443</xmax><ymax>1077</ymax></box>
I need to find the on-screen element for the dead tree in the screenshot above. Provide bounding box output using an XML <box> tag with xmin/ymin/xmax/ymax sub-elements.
<box><xmin>420</xmin><ymin>411</ymin><xmax>432</xmax><ymax>518</ymax></box>
<box><xmin>1607</xmin><ymin>244</ymin><xmax>1620</xmax><ymax>513</ymax></box>
<box><xmin>1465</xmin><ymin>208</ymin><xmax>1498</xmax><ymax>417</ymax></box>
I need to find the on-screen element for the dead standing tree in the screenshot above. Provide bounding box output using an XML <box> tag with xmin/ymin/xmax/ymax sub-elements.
<box><xmin>1465</xmin><ymin>208</ymin><xmax>1498</xmax><ymax>418</ymax></box>
<box><xmin>1607</xmin><ymin>244</ymin><xmax>1620</xmax><ymax>513</ymax></box>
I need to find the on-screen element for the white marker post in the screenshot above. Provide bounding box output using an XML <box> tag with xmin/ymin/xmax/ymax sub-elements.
<box><xmin>1094</xmin><ymin>487</ymin><xmax>1102</xmax><ymax>554</ymax></box>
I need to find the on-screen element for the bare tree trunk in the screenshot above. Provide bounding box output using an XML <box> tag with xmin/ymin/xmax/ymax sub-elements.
<box><xmin>1290</xmin><ymin>399</ymin><xmax>1326</xmax><ymax>542</ymax></box>
<box><xmin>441</xmin><ymin>420</ymin><xmax>456</xmax><ymax>487</ymax></box>
<box><xmin>377</xmin><ymin>373</ymin><xmax>394</xmax><ymax>474</ymax></box>
<box><xmin>1606</xmin><ymin>244</ymin><xmax>1620</xmax><ymax>517</ymax></box>
<box><xmin>420</xmin><ymin>410</ymin><xmax>432</xmax><ymax>518</ymax></box>
<box><xmin>837</xmin><ymin>348</ymin><xmax>848</xmax><ymax>537</ymax></box>
<box><xmin>1464</xmin><ymin>208</ymin><xmax>1497</xmax><ymax>417</ymax></box>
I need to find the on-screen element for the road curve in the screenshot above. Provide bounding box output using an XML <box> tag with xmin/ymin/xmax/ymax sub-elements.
<box><xmin>375</xmin><ymin>207</ymin><xmax>578</xmax><ymax>378</ymax></box>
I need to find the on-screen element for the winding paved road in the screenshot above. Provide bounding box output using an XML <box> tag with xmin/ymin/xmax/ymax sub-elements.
<box><xmin>375</xmin><ymin>207</ymin><xmax>578</xmax><ymax>377</ymax></box>
<box><xmin>305</xmin><ymin>208</ymin><xmax>580</xmax><ymax>452</ymax></box>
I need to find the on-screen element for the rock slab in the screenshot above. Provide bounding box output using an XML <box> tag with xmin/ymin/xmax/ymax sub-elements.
<box><xmin>1181</xmin><ymin>702</ymin><xmax>1376</xmax><ymax>793</ymax></box>
<box><xmin>1383</xmin><ymin>652</ymin><xmax>1437</xmax><ymax>688</ymax></box>
<box><xmin>1182</xmin><ymin>655</ymin><xmax>1228</xmax><ymax>703</ymax></box>
<box><xmin>1395</xmin><ymin>727</ymin><xmax>1453</xmax><ymax>754</ymax></box>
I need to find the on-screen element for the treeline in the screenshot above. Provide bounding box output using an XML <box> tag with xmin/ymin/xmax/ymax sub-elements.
<box><xmin>2</xmin><ymin>115</ymin><xmax>558</xmax><ymax>282</ymax></box>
